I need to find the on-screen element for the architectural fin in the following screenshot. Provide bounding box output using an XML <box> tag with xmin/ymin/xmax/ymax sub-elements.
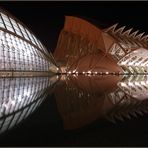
<box><xmin>122</xmin><ymin>28</ymin><xmax>133</xmax><ymax>36</ymax></box>
<box><xmin>130</xmin><ymin>111</ymin><xmax>138</xmax><ymax>118</ymax></box>
<box><xmin>124</xmin><ymin>113</ymin><xmax>131</xmax><ymax>119</ymax></box>
<box><xmin>115</xmin><ymin>114</ymin><xmax>124</xmax><ymax>121</ymax></box>
<box><xmin>115</xmin><ymin>26</ymin><xmax>126</xmax><ymax>34</ymax></box>
<box><xmin>143</xmin><ymin>108</ymin><xmax>148</xmax><ymax>114</ymax></box>
<box><xmin>135</xmin><ymin>110</ymin><xmax>143</xmax><ymax>116</ymax></box>
<box><xmin>130</xmin><ymin>30</ymin><xmax>139</xmax><ymax>38</ymax></box>
<box><xmin>105</xmin><ymin>116</ymin><xmax>116</xmax><ymax>124</ymax></box>
<box><xmin>135</xmin><ymin>32</ymin><xmax>145</xmax><ymax>40</ymax></box>
<box><xmin>141</xmin><ymin>34</ymin><xmax>148</xmax><ymax>41</ymax></box>
<box><xmin>105</xmin><ymin>23</ymin><xmax>119</xmax><ymax>33</ymax></box>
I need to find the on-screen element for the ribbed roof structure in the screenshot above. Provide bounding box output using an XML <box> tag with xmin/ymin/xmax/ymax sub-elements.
<box><xmin>0</xmin><ymin>8</ymin><xmax>58</xmax><ymax>76</ymax></box>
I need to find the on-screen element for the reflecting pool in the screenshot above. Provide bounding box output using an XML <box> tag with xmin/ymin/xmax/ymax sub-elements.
<box><xmin>0</xmin><ymin>75</ymin><xmax>148</xmax><ymax>146</ymax></box>
<box><xmin>0</xmin><ymin>76</ymin><xmax>59</xmax><ymax>135</ymax></box>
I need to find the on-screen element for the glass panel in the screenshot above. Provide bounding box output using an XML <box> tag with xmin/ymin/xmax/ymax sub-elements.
<box><xmin>0</xmin><ymin>15</ymin><xmax>5</xmax><ymax>29</ymax></box>
<box><xmin>9</xmin><ymin>18</ymin><xmax>23</xmax><ymax>37</ymax></box>
<box><xmin>18</xmin><ymin>24</ymin><xmax>30</xmax><ymax>41</ymax></box>
<box><xmin>1</xmin><ymin>13</ymin><xmax>15</xmax><ymax>33</ymax></box>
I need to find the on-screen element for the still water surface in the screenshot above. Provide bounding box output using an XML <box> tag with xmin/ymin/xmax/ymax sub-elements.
<box><xmin>0</xmin><ymin>75</ymin><xmax>148</xmax><ymax>146</ymax></box>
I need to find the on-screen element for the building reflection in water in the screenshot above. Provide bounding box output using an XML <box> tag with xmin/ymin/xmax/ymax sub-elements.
<box><xmin>0</xmin><ymin>76</ymin><xmax>59</xmax><ymax>134</ymax></box>
<box><xmin>54</xmin><ymin>75</ymin><xmax>148</xmax><ymax>130</ymax></box>
<box><xmin>1</xmin><ymin>74</ymin><xmax>148</xmax><ymax>135</ymax></box>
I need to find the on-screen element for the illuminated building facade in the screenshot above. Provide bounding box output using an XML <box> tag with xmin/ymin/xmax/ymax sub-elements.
<box><xmin>54</xmin><ymin>16</ymin><xmax>148</xmax><ymax>74</ymax></box>
<box><xmin>0</xmin><ymin>8</ymin><xmax>58</xmax><ymax>77</ymax></box>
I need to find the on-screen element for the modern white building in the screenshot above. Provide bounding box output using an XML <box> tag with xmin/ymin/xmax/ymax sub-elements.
<box><xmin>0</xmin><ymin>8</ymin><xmax>58</xmax><ymax>77</ymax></box>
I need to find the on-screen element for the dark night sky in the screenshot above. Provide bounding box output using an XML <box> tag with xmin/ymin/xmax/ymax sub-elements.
<box><xmin>0</xmin><ymin>1</ymin><xmax>148</xmax><ymax>53</ymax></box>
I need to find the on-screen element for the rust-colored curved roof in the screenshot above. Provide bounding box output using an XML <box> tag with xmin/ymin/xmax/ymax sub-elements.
<box><xmin>54</xmin><ymin>16</ymin><xmax>122</xmax><ymax>73</ymax></box>
<box><xmin>64</xmin><ymin>16</ymin><xmax>103</xmax><ymax>43</ymax></box>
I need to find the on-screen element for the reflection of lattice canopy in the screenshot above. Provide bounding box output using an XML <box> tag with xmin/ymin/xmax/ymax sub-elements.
<box><xmin>0</xmin><ymin>8</ymin><xmax>57</xmax><ymax>75</ymax></box>
<box><xmin>0</xmin><ymin>76</ymin><xmax>59</xmax><ymax>134</ymax></box>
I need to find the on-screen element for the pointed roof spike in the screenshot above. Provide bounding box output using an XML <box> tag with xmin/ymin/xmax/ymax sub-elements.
<box><xmin>135</xmin><ymin>32</ymin><xmax>145</xmax><ymax>40</ymax></box>
<box><xmin>141</xmin><ymin>34</ymin><xmax>148</xmax><ymax>41</ymax></box>
<box><xmin>122</xmin><ymin>28</ymin><xmax>133</xmax><ymax>36</ymax></box>
<box><xmin>130</xmin><ymin>30</ymin><xmax>139</xmax><ymax>38</ymax></box>
<box><xmin>143</xmin><ymin>108</ymin><xmax>148</xmax><ymax>114</ymax></box>
<box><xmin>105</xmin><ymin>116</ymin><xmax>116</xmax><ymax>124</ymax></box>
<box><xmin>115</xmin><ymin>26</ymin><xmax>126</xmax><ymax>34</ymax></box>
<box><xmin>110</xmin><ymin>117</ymin><xmax>117</xmax><ymax>124</ymax></box>
<box><xmin>145</xmin><ymin>38</ymin><xmax>148</xmax><ymax>42</ymax></box>
<box><xmin>125</xmin><ymin>113</ymin><xmax>131</xmax><ymax>120</ymax></box>
<box><xmin>115</xmin><ymin>114</ymin><xmax>124</xmax><ymax>121</ymax></box>
<box><xmin>105</xmin><ymin>23</ymin><xmax>119</xmax><ymax>33</ymax></box>
<box><xmin>135</xmin><ymin>110</ymin><xmax>143</xmax><ymax>116</ymax></box>
<box><xmin>130</xmin><ymin>111</ymin><xmax>138</xmax><ymax>118</ymax></box>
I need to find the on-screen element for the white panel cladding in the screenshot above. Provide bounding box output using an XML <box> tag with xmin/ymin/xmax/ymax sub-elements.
<box><xmin>0</xmin><ymin>30</ymin><xmax>49</xmax><ymax>71</ymax></box>
<box><xmin>0</xmin><ymin>9</ymin><xmax>58</xmax><ymax>72</ymax></box>
<box><xmin>118</xmin><ymin>48</ymin><xmax>148</xmax><ymax>73</ymax></box>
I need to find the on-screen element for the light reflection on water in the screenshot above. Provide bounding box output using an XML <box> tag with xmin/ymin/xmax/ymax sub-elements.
<box><xmin>54</xmin><ymin>75</ymin><xmax>148</xmax><ymax>129</ymax></box>
<box><xmin>0</xmin><ymin>74</ymin><xmax>148</xmax><ymax>135</ymax></box>
<box><xmin>0</xmin><ymin>75</ymin><xmax>59</xmax><ymax>134</ymax></box>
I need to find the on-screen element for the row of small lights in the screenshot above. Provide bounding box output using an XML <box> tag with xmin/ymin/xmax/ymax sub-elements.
<box><xmin>56</xmin><ymin>67</ymin><xmax>124</xmax><ymax>75</ymax></box>
<box><xmin>65</xmin><ymin>71</ymin><xmax>121</xmax><ymax>75</ymax></box>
